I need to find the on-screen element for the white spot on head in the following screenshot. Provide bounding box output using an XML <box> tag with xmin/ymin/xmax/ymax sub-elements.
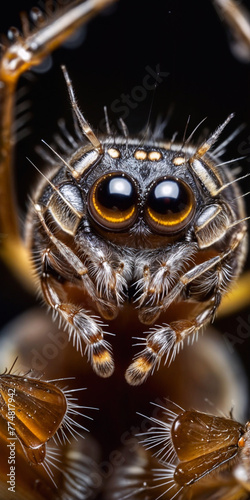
<box><xmin>173</xmin><ymin>156</ymin><xmax>185</xmax><ymax>166</ymax></box>
<box><xmin>134</xmin><ymin>150</ymin><xmax>147</xmax><ymax>160</ymax></box>
<box><xmin>148</xmin><ymin>151</ymin><xmax>162</xmax><ymax>161</ymax></box>
<box><xmin>107</xmin><ymin>148</ymin><xmax>120</xmax><ymax>159</ymax></box>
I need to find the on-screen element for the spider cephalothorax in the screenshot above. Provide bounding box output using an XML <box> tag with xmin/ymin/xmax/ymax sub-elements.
<box><xmin>25</xmin><ymin>68</ymin><xmax>247</xmax><ymax>385</ymax></box>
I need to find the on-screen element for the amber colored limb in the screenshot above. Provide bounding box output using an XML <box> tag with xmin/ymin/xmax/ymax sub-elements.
<box><xmin>171</xmin><ymin>410</ymin><xmax>242</xmax><ymax>463</ymax></box>
<box><xmin>0</xmin><ymin>0</ymin><xmax>117</xmax><ymax>291</ymax></box>
<box><xmin>0</xmin><ymin>80</ymin><xmax>34</xmax><ymax>290</ymax></box>
<box><xmin>212</xmin><ymin>0</ymin><xmax>250</xmax><ymax>60</ymax></box>
<box><xmin>0</xmin><ymin>375</ymin><xmax>67</xmax><ymax>454</ymax></box>
<box><xmin>1</xmin><ymin>0</ymin><xmax>118</xmax><ymax>84</ymax></box>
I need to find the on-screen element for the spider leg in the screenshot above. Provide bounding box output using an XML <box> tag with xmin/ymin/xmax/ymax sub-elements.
<box><xmin>126</xmin><ymin>225</ymin><xmax>247</xmax><ymax>385</ymax></box>
<box><xmin>40</xmin><ymin>247</ymin><xmax>114</xmax><ymax>378</ymax></box>
<box><xmin>34</xmin><ymin>203</ymin><xmax>114</xmax><ymax>378</ymax></box>
<box><xmin>212</xmin><ymin>0</ymin><xmax>250</xmax><ymax>62</ymax></box>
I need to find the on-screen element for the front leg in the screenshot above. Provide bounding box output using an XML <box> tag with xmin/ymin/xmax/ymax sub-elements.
<box><xmin>40</xmin><ymin>247</ymin><xmax>114</xmax><ymax>378</ymax></box>
<box><xmin>126</xmin><ymin>225</ymin><xmax>247</xmax><ymax>385</ymax></box>
<box><xmin>125</xmin><ymin>306</ymin><xmax>214</xmax><ymax>386</ymax></box>
<box><xmin>34</xmin><ymin>204</ymin><xmax>115</xmax><ymax>377</ymax></box>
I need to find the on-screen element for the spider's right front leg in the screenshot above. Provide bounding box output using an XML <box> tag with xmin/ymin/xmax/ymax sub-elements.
<box><xmin>41</xmin><ymin>255</ymin><xmax>114</xmax><ymax>378</ymax></box>
<box><xmin>34</xmin><ymin>204</ymin><xmax>114</xmax><ymax>378</ymax></box>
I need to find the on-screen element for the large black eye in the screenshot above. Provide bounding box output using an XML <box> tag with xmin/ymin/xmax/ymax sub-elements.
<box><xmin>89</xmin><ymin>173</ymin><xmax>138</xmax><ymax>230</ymax></box>
<box><xmin>145</xmin><ymin>177</ymin><xmax>195</xmax><ymax>234</ymax></box>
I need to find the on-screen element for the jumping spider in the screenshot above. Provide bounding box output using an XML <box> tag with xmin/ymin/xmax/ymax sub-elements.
<box><xmin>27</xmin><ymin>74</ymin><xmax>247</xmax><ymax>384</ymax></box>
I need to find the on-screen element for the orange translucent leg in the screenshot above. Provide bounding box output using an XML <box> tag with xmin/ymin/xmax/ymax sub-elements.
<box><xmin>0</xmin><ymin>0</ymin><xmax>117</xmax><ymax>291</ymax></box>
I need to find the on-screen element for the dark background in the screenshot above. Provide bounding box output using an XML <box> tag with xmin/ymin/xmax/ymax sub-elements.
<box><xmin>1</xmin><ymin>0</ymin><xmax>250</xmax><ymax>399</ymax></box>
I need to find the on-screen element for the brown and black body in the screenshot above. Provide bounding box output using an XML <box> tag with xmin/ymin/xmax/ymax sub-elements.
<box><xmin>25</xmin><ymin>90</ymin><xmax>247</xmax><ymax>385</ymax></box>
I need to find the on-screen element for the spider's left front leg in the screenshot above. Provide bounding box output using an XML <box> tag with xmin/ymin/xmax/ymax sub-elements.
<box><xmin>126</xmin><ymin>223</ymin><xmax>247</xmax><ymax>385</ymax></box>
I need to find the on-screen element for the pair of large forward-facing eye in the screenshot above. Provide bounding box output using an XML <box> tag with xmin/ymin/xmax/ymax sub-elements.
<box><xmin>88</xmin><ymin>172</ymin><xmax>195</xmax><ymax>234</ymax></box>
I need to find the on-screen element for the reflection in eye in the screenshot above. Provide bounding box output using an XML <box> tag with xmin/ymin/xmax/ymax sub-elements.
<box><xmin>145</xmin><ymin>177</ymin><xmax>195</xmax><ymax>234</ymax></box>
<box><xmin>89</xmin><ymin>173</ymin><xmax>138</xmax><ymax>230</ymax></box>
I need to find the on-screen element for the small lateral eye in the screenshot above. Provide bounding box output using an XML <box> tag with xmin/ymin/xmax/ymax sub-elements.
<box><xmin>145</xmin><ymin>177</ymin><xmax>195</xmax><ymax>234</ymax></box>
<box><xmin>89</xmin><ymin>173</ymin><xmax>138</xmax><ymax>230</ymax></box>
